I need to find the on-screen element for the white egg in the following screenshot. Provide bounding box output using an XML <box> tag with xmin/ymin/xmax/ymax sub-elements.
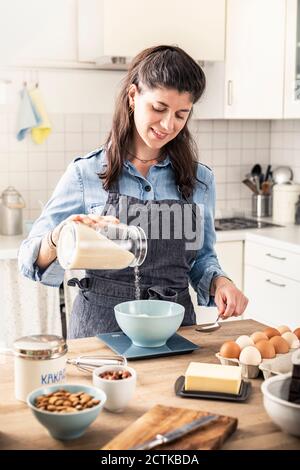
<box><xmin>277</xmin><ymin>325</ymin><xmax>291</xmax><ymax>334</ymax></box>
<box><xmin>281</xmin><ymin>332</ymin><xmax>300</xmax><ymax>349</ymax></box>
<box><xmin>239</xmin><ymin>346</ymin><xmax>262</xmax><ymax>366</ymax></box>
<box><xmin>235</xmin><ymin>335</ymin><xmax>254</xmax><ymax>350</ymax></box>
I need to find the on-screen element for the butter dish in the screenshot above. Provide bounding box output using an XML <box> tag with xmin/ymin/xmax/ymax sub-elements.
<box><xmin>174</xmin><ymin>376</ymin><xmax>251</xmax><ymax>402</ymax></box>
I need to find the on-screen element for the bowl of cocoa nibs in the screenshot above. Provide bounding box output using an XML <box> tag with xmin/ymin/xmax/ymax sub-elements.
<box><xmin>27</xmin><ymin>384</ymin><xmax>107</xmax><ymax>440</ymax></box>
<box><xmin>93</xmin><ymin>365</ymin><xmax>136</xmax><ymax>412</ymax></box>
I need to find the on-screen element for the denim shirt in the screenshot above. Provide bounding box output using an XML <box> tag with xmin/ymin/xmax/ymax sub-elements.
<box><xmin>18</xmin><ymin>147</ymin><xmax>228</xmax><ymax>306</ymax></box>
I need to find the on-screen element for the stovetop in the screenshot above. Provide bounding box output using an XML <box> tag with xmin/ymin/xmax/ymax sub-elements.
<box><xmin>215</xmin><ymin>217</ymin><xmax>283</xmax><ymax>231</ymax></box>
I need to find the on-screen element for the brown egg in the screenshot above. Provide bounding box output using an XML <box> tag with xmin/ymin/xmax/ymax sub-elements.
<box><xmin>255</xmin><ymin>340</ymin><xmax>276</xmax><ymax>359</ymax></box>
<box><xmin>250</xmin><ymin>331</ymin><xmax>268</xmax><ymax>343</ymax></box>
<box><xmin>220</xmin><ymin>341</ymin><xmax>241</xmax><ymax>359</ymax></box>
<box><xmin>263</xmin><ymin>327</ymin><xmax>281</xmax><ymax>339</ymax></box>
<box><xmin>293</xmin><ymin>328</ymin><xmax>300</xmax><ymax>340</ymax></box>
<box><xmin>269</xmin><ymin>335</ymin><xmax>290</xmax><ymax>354</ymax></box>
<box><xmin>277</xmin><ymin>325</ymin><xmax>291</xmax><ymax>335</ymax></box>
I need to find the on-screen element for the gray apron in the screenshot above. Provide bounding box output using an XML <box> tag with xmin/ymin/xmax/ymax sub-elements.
<box><xmin>68</xmin><ymin>180</ymin><xmax>201</xmax><ymax>338</ymax></box>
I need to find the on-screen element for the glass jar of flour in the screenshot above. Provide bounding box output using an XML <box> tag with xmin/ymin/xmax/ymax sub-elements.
<box><xmin>57</xmin><ymin>221</ymin><xmax>147</xmax><ymax>270</ymax></box>
<box><xmin>14</xmin><ymin>335</ymin><xmax>67</xmax><ymax>402</ymax></box>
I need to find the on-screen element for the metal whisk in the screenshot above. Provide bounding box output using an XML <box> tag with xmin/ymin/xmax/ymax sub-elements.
<box><xmin>67</xmin><ymin>355</ymin><xmax>127</xmax><ymax>374</ymax></box>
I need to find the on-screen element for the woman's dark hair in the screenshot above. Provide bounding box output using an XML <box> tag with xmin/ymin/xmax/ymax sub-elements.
<box><xmin>101</xmin><ymin>45</ymin><xmax>206</xmax><ymax>197</ymax></box>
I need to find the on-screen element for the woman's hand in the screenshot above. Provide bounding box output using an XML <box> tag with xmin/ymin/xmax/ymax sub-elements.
<box><xmin>212</xmin><ymin>276</ymin><xmax>248</xmax><ymax>319</ymax></box>
<box><xmin>51</xmin><ymin>214</ymin><xmax>120</xmax><ymax>245</ymax></box>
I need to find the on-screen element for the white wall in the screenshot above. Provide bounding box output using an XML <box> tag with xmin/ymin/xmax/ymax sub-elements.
<box><xmin>0</xmin><ymin>0</ymin><xmax>78</xmax><ymax>65</ymax></box>
<box><xmin>0</xmin><ymin>68</ymin><xmax>125</xmax><ymax>114</ymax></box>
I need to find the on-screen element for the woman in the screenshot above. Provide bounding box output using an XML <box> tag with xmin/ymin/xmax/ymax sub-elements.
<box><xmin>19</xmin><ymin>45</ymin><xmax>248</xmax><ymax>338</ymax></box>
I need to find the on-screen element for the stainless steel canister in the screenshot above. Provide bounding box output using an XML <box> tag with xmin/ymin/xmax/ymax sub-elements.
<box><xmin>0</xmin><ymin>186</ymin><xmax>25</xmax><ymax>235</ymax></box>
<box><xmin>252</xmin><ymin>194</ymin><xmax>272</xmax><ymax>218</ymax></box>
<box><xmin>13</xmin><ymin>335</ymin><xmax>68</xmax><ymax>402</ymax></box>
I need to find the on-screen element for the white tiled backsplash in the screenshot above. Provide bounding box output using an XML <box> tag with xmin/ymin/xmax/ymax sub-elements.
<box><xmin>190</xmin><ymin>119</ymin><xmax>270</xmax><ymax>216</ymax></box>
<box><xmin>270</xmin><ymin>120</ymin><xmax>300</xmax><ymax>183</ymax></box>
<box><xmin>0</xmin><ymin>113</ymin><xmax>272</xmax><ymax>220</ymax></box>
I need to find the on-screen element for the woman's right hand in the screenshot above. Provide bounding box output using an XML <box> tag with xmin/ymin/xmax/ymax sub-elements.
<box><xmin>51</xmin><ymin>214</ymin><xmax>120</xmax><ymax>245</ymax></box>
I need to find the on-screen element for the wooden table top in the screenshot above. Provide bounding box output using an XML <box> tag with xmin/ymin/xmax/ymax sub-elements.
<box><xmin>1</xmin><ymin>319</ymin><xmax>299</xmax><ymax>450</ymax></box>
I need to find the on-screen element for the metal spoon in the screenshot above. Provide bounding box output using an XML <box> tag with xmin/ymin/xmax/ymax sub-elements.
<box><xmin>251</xmin><ymin>163</ymin><xmax>262</xmax><ymax>178</ymax></box>
<box><xmin>195</xmin><ymin>314</ymin><xmax>222</xmax><ymax>333</ymax></box>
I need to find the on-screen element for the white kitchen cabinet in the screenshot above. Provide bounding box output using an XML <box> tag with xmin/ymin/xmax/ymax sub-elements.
<box><xmin>192</xmin><ymin>62</ymin><xmax>225</xmax><ymax>119</ymax></box>
<box><xmin>215</xmin><ymin>241</ymin><xmax>244</xmax><ymax>291</ymax></box>
<box><xmin>245</xmin><ymin>240</ymin><xmax>300</xmax><ymax>282</ymax></box>
<box><xmin>1</xmin><ymin>0</ymin><xmax>78</xmax><ymax>66</ymax></box>
<box><xmin>244</xmin><ymin>240</ymin><xmax>300</xmax><ymax>329</ymax></box>
<box><xmin>224</xmin><ymin>0</ymin><xmax>285</xmax><ymax>119</ymax></box>
<box><xmin>284</xmin><ymin>0</ymin><xmax>300</xmax><ymax>117</ymax></box>
<box><xmin>77</xmin><ymin>0</ymin><xmax>225</xmax><ymax>118</ymax></box>
<box><xmin>103</xmin><ymin>0</ymin><xmax>226</xmax><ymax>61</ymax></box>
<box><xmin>190</xmin><ymin>240</ymin><xmax>244</xmax><ymax>323</ymax></box>
<box><xmin>77</xmin><ymin>0</ymin><xmax>104</xmax><ymax>64</ymax></box>
<box><xmin>244</xmin><ymin>265</ymin><xmax>300</xmax><ymax>329</ymax></box>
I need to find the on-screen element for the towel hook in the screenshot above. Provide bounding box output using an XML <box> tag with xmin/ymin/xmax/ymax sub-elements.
<box><xmin>22</xmin><ymin>70</ymin><xmax>27</xmax><ymax>88</ymax></box>
<box><xmin>35</xmin><ymin>69</ymin><xmax>39</xmax><ymax>88</ymax></box>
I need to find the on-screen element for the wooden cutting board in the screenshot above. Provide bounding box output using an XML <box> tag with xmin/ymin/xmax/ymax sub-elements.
<box><xmin>102</xmin><ymin>404</ymin><xmax>238</xmax><ymax>450</ymax></box>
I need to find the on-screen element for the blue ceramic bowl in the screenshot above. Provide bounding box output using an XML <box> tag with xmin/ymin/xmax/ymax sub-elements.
<box><xmin>27</xmin><ymin>384</ymin><xmax>107</xmax><ymax>440</ymax></box>
<box><xmin>114</xmin><ymin>299</ymin><xmax>185</xmax><ymax>347</ymax></box>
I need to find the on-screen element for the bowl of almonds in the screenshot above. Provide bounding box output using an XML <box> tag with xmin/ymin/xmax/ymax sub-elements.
<box><xmin>26</xmin><ymin>384</ymin><xmax>107</xmax><ymax>440</ymax></box>
<box><xmin>93</xmin><ymin>365</ymin><xmax>136</xmax><ymax>412</ymax></box>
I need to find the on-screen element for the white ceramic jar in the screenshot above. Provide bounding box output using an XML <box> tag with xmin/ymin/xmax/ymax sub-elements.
<box><xmin>14</xmin><ymin>335</ymin><xmax>68</xmax><ymax>402</ymax></box>
<box><xmin>273</xmin><ymin>184</ymin><xmax>300</xmax><ymax>224</ymax></box>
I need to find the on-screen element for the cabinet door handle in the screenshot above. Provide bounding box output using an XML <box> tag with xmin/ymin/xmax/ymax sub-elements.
<box><xmin>265</xmin><ymin>279</ymin><xmax>286</xmax><ymax>288</ymax></box>
<box><xmin>227</xmin><ymin>80</ymin><xmax>233</xmax><ymax>106</ymax></box>
<box><xmin>265</xmin><ymin>253</ymin><xmax>286</xmax><ymax>261</ymax></box>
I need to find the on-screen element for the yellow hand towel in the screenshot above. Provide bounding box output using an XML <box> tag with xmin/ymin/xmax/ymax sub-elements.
<box><xmin>29</xmin><ymin>87</ymin><xmax>51</xmax><ymax>144</ymax></box>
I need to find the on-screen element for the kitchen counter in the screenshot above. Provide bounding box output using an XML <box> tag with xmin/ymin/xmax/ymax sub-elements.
<box><xmin>1</xmin><ymin>319</ymin><xmax>299</xmax><ymax>450</ymax></box>
<box><xmin>216</xmin><ymin>222</ymin><xmax>300</xmax><ymax>253</ymax></box>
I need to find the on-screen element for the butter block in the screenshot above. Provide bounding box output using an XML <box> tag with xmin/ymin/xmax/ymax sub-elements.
<box><xmin>185</xmin><ymin>362</ymin><xmax>242</xmax><ymax>395</ymax></box>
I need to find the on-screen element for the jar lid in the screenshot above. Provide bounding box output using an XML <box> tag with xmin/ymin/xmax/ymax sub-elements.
<box><xmin>13</xmin><ymin>334</ymin><xmax>68</xmax><ymax>360</ymax></box>
<box><xmin>2</xmin><ymin>186</ymin><xmax>21</xmax><ymax>201</ymax></box>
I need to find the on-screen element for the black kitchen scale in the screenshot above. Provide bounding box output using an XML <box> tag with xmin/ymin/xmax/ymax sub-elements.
<box><xmin>97</xmin><ymin>332</ymin><xmax>199</xmax><ymax>360</ymax></box>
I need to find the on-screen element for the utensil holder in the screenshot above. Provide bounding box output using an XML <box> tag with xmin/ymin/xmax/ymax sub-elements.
<box><xmin>252</xmin><ymin>194</ymin><xmax>272</xmax><ymax>218</ymax></box>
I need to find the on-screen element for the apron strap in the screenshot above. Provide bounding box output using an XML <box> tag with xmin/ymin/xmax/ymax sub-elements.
<box><xmin>109</xmin><ymin>179</ymin><xmax>119</xmax><ymax>194</ymax></box>
<box><xmin>177</xmin><ymin>186</ymin><xmax>199</xmax><ymax>222</ymax></box>
<box><xmin>67</xmin><ymin>277</ymin><xmax>90</xmax><ymax>290</ymax></box>
<box><xmin>177</xmin><ymin>185</ymin><xmax>193</xmax><ymax>204</ymax></box>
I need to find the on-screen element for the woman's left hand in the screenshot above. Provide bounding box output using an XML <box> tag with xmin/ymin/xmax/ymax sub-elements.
<box><xmin>213</xmin><ymin>276</ymin><xmax>248</xmax><ymax>319</ymax></box>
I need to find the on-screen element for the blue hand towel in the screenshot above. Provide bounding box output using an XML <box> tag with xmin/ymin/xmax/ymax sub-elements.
<box><xmin>16</xmin><ymin>87</ymin><xmax>41</xmax><ymax>141</ymax></box>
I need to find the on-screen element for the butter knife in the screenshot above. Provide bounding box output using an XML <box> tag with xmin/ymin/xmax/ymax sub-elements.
<box><xmin>130</xmin><ymin>414</ymin><xmax>218</xmax><ymax>450</ymax></box>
